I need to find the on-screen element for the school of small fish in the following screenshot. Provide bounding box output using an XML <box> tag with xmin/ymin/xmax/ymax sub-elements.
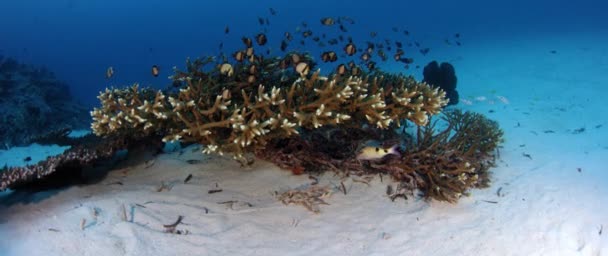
<box><xmin>104</xmin><ymin>7</ymin><xmax>463</xmax><ymax>81</ymax></box>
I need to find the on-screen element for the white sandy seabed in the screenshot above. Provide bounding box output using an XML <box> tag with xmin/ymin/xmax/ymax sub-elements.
<box><xmin>1</xmin><ymin>31</ymin><xmax>607</xmax><ymax>256</ymax></box>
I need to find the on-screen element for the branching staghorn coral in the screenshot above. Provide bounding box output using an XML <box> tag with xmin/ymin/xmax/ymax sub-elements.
<box><xmin>390</xmin><ymin>109</ymin><xmax>503</xmax><ymax>202</ymax></box>
<box><xmin>257</xmin><ymin>109</ymin><xmax>503</xmax><ymax>203</ymax></box>
<box><xmin>90</xmin><ymin>55</ymin><xmax>449</xmax><ymax>163</ymax></box>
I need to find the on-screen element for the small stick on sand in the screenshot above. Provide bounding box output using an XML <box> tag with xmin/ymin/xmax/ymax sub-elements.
<box><xmin>120</xmin><ymin>204</ymin><xmax>128</xmax><ymax>221</ymax></box>
<box><xmin>156</xmin><ymin>181</ymin><xmax>172</xmax><ymax>192</ymax></box>
<box><xmin>184</xmin><ymin>174</ymin><xmax>193</xmax><ymax>184</ymax></box>
<box><xmin>480</xmin><ymin>200</ymin><xmax>498</xmax><ymax>204</ymax></box>
<box><xmin>80</xmin><ymin>218</ymin><xmax>86</xmax><ymax>230</ymax></box>
<box><xmin>496</xmin><ymin>187</ymin><xmax>503</xmax><ymax>197</ymax></box>
<box><xmin>352</xmin><ymin>178</ymin><xmax>370</xmax><ymax>186</ymax></box>
<box><xmin>340</xmin><ymin>181</ymin><xmax>347</xmax><ymax>195</ymax></box>
<box><xmin>208</xmin><ymin>189</ymin><xmax>223</xmax><ymax>194</ymax></box>
<box><xmin>308</xmin><ymin>175</ymin><xmax>319</xmax><ymax>185</ymax></box>
<box><xmin>144</xmin><ymin>159</ymin><xmax>155</xmax><ymax>169</ymax></box>
<box><xmin>163</xmin><ymin>215</ymin><xmax>184</xmax><ymax>229</ymax></box>
<box><xmin>291</xmin><ymin>218</ymin><xmax>299</xmax><ymax>227</ymax></box>
<box><xmin>163</xmin><ymin>215</ymin><xmax>184</xmax><ymax>233</ymax></box>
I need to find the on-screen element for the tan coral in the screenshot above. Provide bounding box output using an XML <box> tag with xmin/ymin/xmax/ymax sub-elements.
<box><xmin>91</xmin><ymin>57</ymin><xmax>449</xmax><ymax>162</ymax></box>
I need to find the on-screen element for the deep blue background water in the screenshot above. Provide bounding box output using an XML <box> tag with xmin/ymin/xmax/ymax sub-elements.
<box><xmin>1</xmin><ymin>0</ymin><xmax>605</xmax><ymax>107</ymax></box>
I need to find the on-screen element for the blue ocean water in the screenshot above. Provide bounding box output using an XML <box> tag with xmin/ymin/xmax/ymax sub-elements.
<box><xmin>2</xmin><ymin>1</ymin><xmax>608</xmax><ymax>254</ymax></box>
<box><xmin>1</xmin><ymin>0</ymin><xmax>605</xmax><ymax>107</ymax></box>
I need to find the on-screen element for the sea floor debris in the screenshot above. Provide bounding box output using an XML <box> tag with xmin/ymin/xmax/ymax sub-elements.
<box><xmin>278</xmin><ymin>185</ymin><xmax>333</xmax><ymax>213</ymax></box>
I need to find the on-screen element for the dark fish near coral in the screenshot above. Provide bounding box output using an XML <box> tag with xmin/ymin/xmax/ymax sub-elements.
<box><xmin>336</xmin><ymin>64</ymin><xmax>347</xmax><ymax>76</ymax></box>
<box><xmin>420</xmin><ymin>48</ymin><xmax>430</xmax><ymax>55</ymax></box>
<box><xmin>245</xmin><ymin>47</ymin><xmax>254</xmax><ymax>57</ymax></box>
<box><xmin>351</xmin><ymin>66</ymin><xmax>361</xmax><ymax>76</ymax></box>
<box><xmin>280</xmin><ymin>40</ymin><xmax>288</xmax><ymax>51</ymax></box>
<box><xmin>400</xmin><ymin>57</ymin><xmax>414</xmax><ymax>64</ymax></box>
<box><xmin>393</xmin><ymin>53</ymin><xmax>401</xmax><ymax>61</ymax></box>
<box><xmin>151</xmin><ymin>65</ymin><xmax>160</xmax><ymax>77</ymax></box>
<box><xmin>255</xmin><ymin>33</ymin><xmax>268</xmax><ymax>46</ymax></box>
<box><xmin>360</xmin><ymin>52</ymin><xmax>371</xmax><ymax>62</ymax></box>
<box><xmin>367</xmin><ymin>61</ymin><xmax>376</xmax><ymax>70</ymax></box>
<box><xmin>247</xmin><ymin>74</ymin><xmax>256</xmax><ymax>83</ymax></box>
<box><xmin>366</xmin><ymin>42</ymin><xmax>374</xmax><ymax>53</ymax></box>
<box><xmin>242</xmin><ymin>37</ymin><xmax>253</xmax><ymax>48</ymax></box>
<box><xmin>377</xmin><ymin>49</ymin><xmax>387</xmax><ymax>61</ymax></box>
<box><xmin>284</xmin><ymin>32</ymin><xmax>293</xmax><ymax>41</ymax></box>
<box><xmin>320</xmin><ymin>17</ymin><xmax>335</xmax><ymax>26</ymax></box>
<box><xmin>344</xmin><ymin>43</ymin><xmax>356</xmax><ymax>56</ymax></box>
<box><xmin>339</xmin><ymin>16</ymin><xmax>355</xmax><ymax>24</ymax></box>
<box><xmin>233</xmin><ymin>51</ymin><xmax>245</xmax><ymax>62</ymax></box>
<box><xmin>295</xmin><ymin>62</ymin><xmax>309</xmax><ymax>76</ymax></box>
<box><xmin>219</xmin><ymin>63</ymin><xmax>233</xmax><ymax>77</ymax></box>
<box><xmin>370</xmin><ymin>31</ymin><xmax>377</xmax><ymax>37</ymax></box>
<box><xmin>248</xmin><ymin>64</ymin><xmax>257</xmax><ymax>74</ymax></box>
<box><xmin>290</xmin><ymin>53</ymin><xmax>301</xmax><ymax>64</ymax></box>
<box><xmin>269</xmin><ymin>7</ymin><xmax>277</xmax><ymax>15</ymax></box>
<box><xmin>347</xmin><ymin>61</ymin><xmax>355</xmax><ymax>69</ymax></box>
<box><xmin>321</xmin><ymin>51</ymin><xmax>337</xmax><ymax>62</ymax></box>
<box><xmin>224</xmin><ymin>26</ymin><xmax>230</xmax><ymax>34</ymax></box>
<box><xmin>339</xmin><ymin>24</ymin><xmax>347</xmax><ymax>32</ymax></box>
<box><xmin>302</xmin><ymin>30</ymin><xmax>313</xmax><ymax>38</ymax></box>
<box><xmin>258</xmin><ymin>17</ymin><xmax>265</xmax><ymax>25</ymax></box>
<box><xmin>105</xmin><ymin>66</ymin><xmax>114</xmax><ymax>79</ymax></box>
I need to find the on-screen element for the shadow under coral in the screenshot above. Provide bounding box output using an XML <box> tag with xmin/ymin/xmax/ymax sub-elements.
<box><xmin>0</xmin><ymin>132</ymin><xmax>163</xmax><ymax>207</ymax></box>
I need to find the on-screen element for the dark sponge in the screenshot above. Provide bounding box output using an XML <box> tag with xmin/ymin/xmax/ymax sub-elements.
<box><xmin>422</xmin><ymin>61</ymin><xmax>459</xmax><ymax>105</ymax></box>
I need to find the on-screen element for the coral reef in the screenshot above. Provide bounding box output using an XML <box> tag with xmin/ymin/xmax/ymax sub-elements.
<box><xmin>423</xmin><ymin>61</ymin><xmax>459</xmax><ymax>105</ymax></box>
<box><xmin>87</xmin><ymin>49</ymin><xmax>503</xmax><ymax>203</ymax></box>
<box><xmin>0</xmin><ymin>56</ymin><xmax>90</xmax><ymax>148</ymax></box>
<box><xmin>0</xmin><ymin>132</ymin><xmax>162</xmax><ymax>191</ymax></box>
<box><xmin>90</xmin><ymin>55</ymin><xmax>448</xmax><ymax>163</ymax></box>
